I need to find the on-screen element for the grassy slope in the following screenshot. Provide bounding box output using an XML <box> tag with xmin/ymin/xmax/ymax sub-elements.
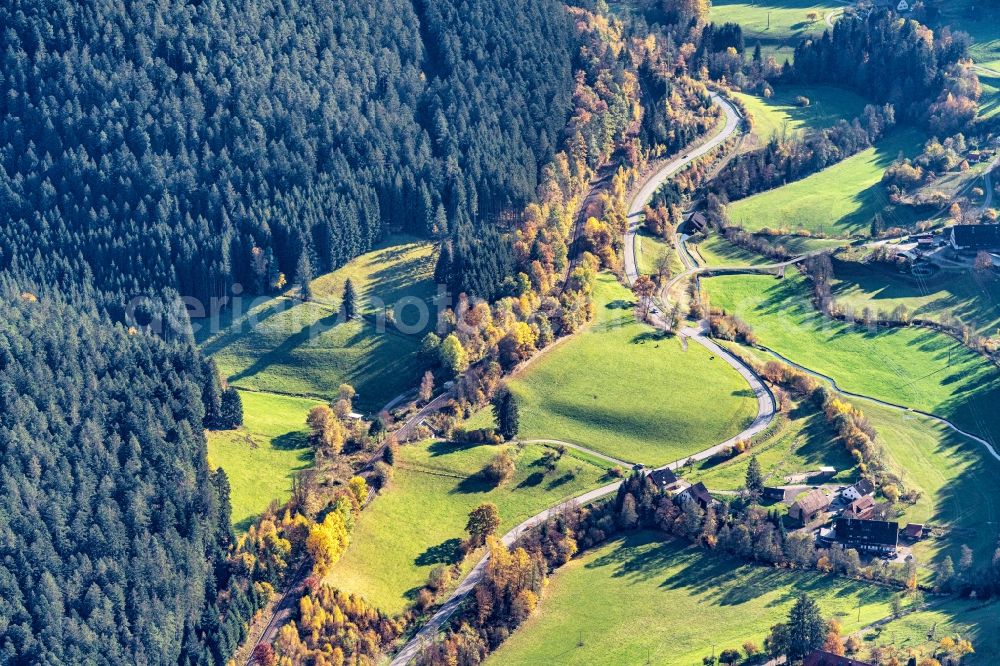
<box><xmin>702</xmin><ymin>269</ymin><xmax>1000</xmax><ymax>441</ymax></box>
<box><xmin>207</xmin><ymin>390</ymin><xmax>319</xmax><ymax>532</ymax></box>
<box><xmin>691</xmin><ymin>234</ymin><xmax>847</xmax><ymax>268</ymax></box>
<box><xmin>831</xmin><ymin>260</ymin><xmax>1000</xmax><ymax>335</ymax></box>
<box><xmin>325</xmin><ymin>440</ymin><xmax>610</xmax><ymax>615</ymax></box>
<box><xmin>197</xmin><ymin>236</ymin><xmax>434</xmax><ymax>412</ymax></box>
<box><xmin>864</xmin><ymin>598</ymin><xmax>1000</xmax><ymax>666</ymax></box>
<box><xmin>690</xmin><ymin>234</ymin><xmax>769</xmax><ymax>267</ymax></box>
<box><xmin>735</xmin><ymin>85</ymin><xmax>870</xmax><ymax>143</ymax></box>
<box><xmin>864</xmin><ymin>402</ymin><xmax>1000</xmax><ymax>567</ymax></box>
<box><xmin>489</xmin><ymin>532</ymin><xmax>893</xmax><ymax>666</ymax></box>
<box><xmin>716</xmin><ymin>341</ymin><xmax>1000</xmax><ymax>566</ymax></box>
<box><xmin>710</xmin><ymin>0</ymin><xmax>839</xmax><ymax>63</ymax></box>
<box><xmin>728</xmin><ymin>128</ymin><xmax>926</xmax><ymax>237</ymax></box>
<box><xmin>499</xmin><ymin>273</ymin><xmax>758</xmax><ymax>466</ymax></box>
<box><xmin>635</xmin><ymin>230</ymin><xmax>684</xmax><ymax>277</ymax></box>
<box><xmin>687</xmin><ymin>408</ymin><xmax>858</xmax><ymax>490</ymax></box>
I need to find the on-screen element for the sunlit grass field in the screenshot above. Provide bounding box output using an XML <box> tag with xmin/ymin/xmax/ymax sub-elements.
<box><xmin>703</xmin><ymin>269</ymin><xmax>1000</xmax><ymax>441</ymax></box>
<box><xmin>488</xmin><ymin>532</ymin><xmax>894</xmax><ymax>666</ymax></box>
<box><xmin>326</xmin><ymin>439</ymin><xmax>610</xmax><ymax>615</ymax></box>
<box><xmin>728</xmin><ymin>128</ymin><xmax>926</xmax><ymax>237</ymax></box>
<box><xmin>207</xmin><ymin>390</ymin><xmax>319</xmax><ymax>532</ymax></box>
<box><xmin>478</xmin><ymin>273</ymin><xmax>758</xmax><ymax>466</ymax></box>
<box><xmin>197</xmin><ymin>236</ymin><xmax>435</xmax><ymax>411</ymax></box>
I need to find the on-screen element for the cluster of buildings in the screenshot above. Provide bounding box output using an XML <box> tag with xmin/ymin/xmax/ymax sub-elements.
<box><xmin>647</xmin><ymin>468</ymin><xmax>927</xmax><ymax>559</ymax></box>
<box><xmin>647</xmin><ymin>468</ymin><xmax>715</xmax><ymax>509</ymax></box>
<box><xmin>785</xmin><ymin>479</ymin><xmax>924</xmax><ymax>558</ymax></box>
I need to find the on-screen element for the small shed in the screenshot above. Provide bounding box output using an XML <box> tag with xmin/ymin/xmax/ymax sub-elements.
<box><xmin>762</xmin><ymin>486</ymin><xmax>787</xmax><ymax>502</ymax></box>
<box><xmin>902</xmin><ymin>523</ymin><xmax>924</xmax><ymax>541</ymax></box>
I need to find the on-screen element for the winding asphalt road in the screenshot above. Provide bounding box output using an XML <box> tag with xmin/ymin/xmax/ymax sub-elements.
<box><xmin>624</xmin><ymin>92</ymin><xmax>742</xmax><ymax>287</ymax></box>
<box><xmin>389</xmin><ymin>92</ymin><xmax>773</xmax><ymax>666</ymax></box>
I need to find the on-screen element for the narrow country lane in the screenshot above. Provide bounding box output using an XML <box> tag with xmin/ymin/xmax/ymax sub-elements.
<box><xmin>389</xmin><ymin>93</ymin><xmax>776</xmax><ymax>666</ymax></box>
<box><xmin>624</xmin><ymin>91</ymin><xmax>741</xmax><ymax>287</ymax></box>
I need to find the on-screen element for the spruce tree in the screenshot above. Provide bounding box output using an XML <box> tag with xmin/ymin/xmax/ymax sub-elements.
<box><xmin>219</xmin><ymin>387</ymin><xmax>244</xmax><ymax>428</ymax></box>
<box><xmin>202</xmin><ymin>359</ymin><xmax>224</xmax><ymax>429</ymax></box>
<box><xmin>434</xmin><ymin>243</ymin><xmax>453</xmax><ymax>286</ymax></box>
<box><xmin>342</xmin><ymin>278</ymin><xmax>357</xmax><ymax>319</ymax></box>
<box><xmin>786</xmin><ymin>594</ymin><xmax>827</xmax><ymax>660</ymax></box>
<box><xmin>491</xmin><ymin>386</ymin><xmax>520</xmax><ymax>441</ymax></box>
<box><xmin>296</xmin><ymin>251</ymin><xmax>313</xmax><ymax>301</ymax></box>
<box><xmin>745</xmin><ymin>454</ymin><xmax>764</xmax><ymax>500</ymax></box>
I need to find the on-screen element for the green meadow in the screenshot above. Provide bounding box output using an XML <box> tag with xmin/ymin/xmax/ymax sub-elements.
<box><xmin>687</xmin><ymin>408</ymin><xmax>858</xmax><ymax>491</ymax></box>
<box><xmin>689</xmin><ymin>233</ymin><xmax>847</xmax><ymax>268</ymax></box>
<box><xmin>712</xmin><ymin>340</ymin><xmax>1000</xmax><ymax>567</ymax></box>
<box><xmin>207</xmin><ymin>390</ymin><xmax>319</xmax><ymax>532</ymax></box>
<box><xmin>865</xmin><ymin>401</ymin><xmax>1000</xmax><ymax>567</ymax></box>
<box><xmin>488</xmin><ymin>532</ymin><xmax>894</xmax><ymax>666</ymax></box>
<box><xmin>325</xmin><ymin>439</ymin><xmax>610</xmax><ymax>615</ymax></box>
<box><xmin>490</xmin><ymin>273</ymin><xmax>758</xmax><ymax>466</ymax></box>
<box><xmin>831</xmin><ymin>260</ymin><xmax>1000</xmax><ymax>336</ymax></box>
<box><xmin>197</xmin><ymin>236</ymin><xmax>435</xmax><ymax>412</ymax></box>
<box><xmin>710</xmin><ymin>0</ymin><xmax>840</xmax><ymax>64</ymax></box>
<box><xmin>702</xmin><ymin>269</ymin><xmax>1000</xmax><ymax>442</ymax></box>
<box><xmin>728</xmin><ymin>128</ymin><xmax>926</xmax><ymax>237</ymax></box>
<box><xmin>863</xmin><ymin>598</ymin><xmax>1000</xmax><ymax>666</ymax></box>
<box><xmin>735</xmin><ymin>85</ymin><xmax>870</xmax><ymax>143</ymax></box>
<box><xmin>635</xmin><ymin>230</ymin><xmax>684</xmax><ymax>277</ymax></box>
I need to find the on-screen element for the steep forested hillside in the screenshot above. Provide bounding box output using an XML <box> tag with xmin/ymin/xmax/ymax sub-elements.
<box><xmin>0</xmin><ymin>0</ymin><xmax>573</xmax><ymax>307</ymax></box>
<box><xmin>0</xmin><ymin>2</ymin><xmax>582</xmax><ymax>662</ymax></box>
<box><xmin>0</xmin><ymin>289</ymin><xmax>232</xmax><ymax>664</ymax></box>
<box><xmin>787</xmin><ymin>9</ymin><xmax>980</xmax><ymax>133</ymax></box>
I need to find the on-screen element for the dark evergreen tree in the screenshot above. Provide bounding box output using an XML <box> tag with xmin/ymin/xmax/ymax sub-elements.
<box><xmin>219</xmin><ymin>387</ymin><xmax>244</xmax><ymax>429</ymax></box>
<box><xmin>202</xmin><ymin>358</ymin><xmax>224</xmax><ymax>429</ymax></box>
<box><xmin>434</xmin><ymin>243</ymin><xmax>454</xmax><ymax>287</ymax></box>
<box><xmin>342</xmin><ymin>279</ymin><xmax>358</xmax><ymax>319</ymax></box>
<box><xmin>745</xmin><ymin>455</ymin><xmax>764</xmax><ymax>500</ymax></box>
<box><xmin>786</xmin><ymin>594</ymin><xmax>827</xmax><ymax>661</ymax></box>
<box><xmin>491</xmin><ymin>386</ymin><xmax>520</xmax><ymax>441</ymax></box>
<box><xmin>296</xmin><ymin>251</ymin><xmax>314</xmax><ymax>302</ymax></box>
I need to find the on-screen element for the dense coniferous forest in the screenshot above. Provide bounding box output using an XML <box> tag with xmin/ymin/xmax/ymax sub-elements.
<box><xmin>0</xmin><ymin>288</ymin><xmax>233</xmax><ymax>664</ymax></box>
<box><xmin>786</xmin><ymin>10</ymin><xmax>979</xmax><ymax>133</ymax></box>
<box><xmin>0</xmin><ymin>0</ymin><xmax>574</xmax><ymax>308</ymax></box>
<box><xmin>0</xmin><ymin>1</ymin><xmax>583</xmax><ymax>663</ymax></box>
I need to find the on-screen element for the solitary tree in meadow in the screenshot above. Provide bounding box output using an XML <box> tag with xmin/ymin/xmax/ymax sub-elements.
<box><xmin>466</xmin><ymin>503</ymin><xmax>501</xmax><ymax>549</ymax></box>
<box><xmin>491</xmin><ymin>386</ymin><xmax>520</xmax><ymax>441</ymax></box>
<box><xmin>785</xmin><ymin>593</ymin><xmax>827</xmax><ymax>660</ymax></box>
<box><xmin>342</xmin><ymin>278</ymin><xmax>357</xmax><ymax>318</ymax></box>
<box><xmin>632</xmin><ymin>274</ymin><xmax>656</xmax><ymax>318</ymax></box>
